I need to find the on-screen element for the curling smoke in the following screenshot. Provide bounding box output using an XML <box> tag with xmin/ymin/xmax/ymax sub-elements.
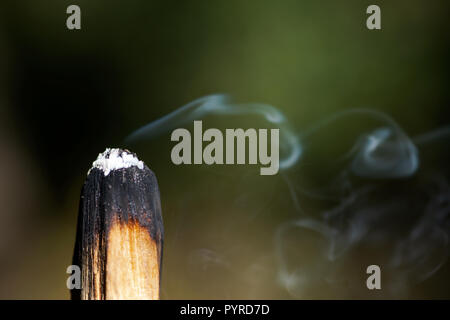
<box><xmin>126</xmin><ymin>94</ymin><xmax>301</xmax><ymax>170</ymax></box>
<box><xmin>126</xmin><ymin>95</ymin><xmax>450</xmax><ymax>298</ymax></box>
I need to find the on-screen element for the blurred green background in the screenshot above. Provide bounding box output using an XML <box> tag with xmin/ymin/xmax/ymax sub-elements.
<box><xmin>0</xmin><ymin>0</ymin><xmax>448</xmax><ymax>299</ymax></box>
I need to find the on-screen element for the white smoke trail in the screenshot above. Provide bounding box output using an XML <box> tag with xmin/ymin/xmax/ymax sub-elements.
<box><xmin>125</xmin><ymin>94</ymin><xmax>450</xmax><ymax>298</ymax></box>
<box><xmin>125</xmin><ymin>94</ymin><xmax>301</xmax><ymax>170</ymax></box>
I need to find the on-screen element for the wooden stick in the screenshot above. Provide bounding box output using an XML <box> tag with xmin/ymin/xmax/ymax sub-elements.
<box><xmin>71</xmin><ymin>148</ymin><xmax>164</xmax><ymax>300</ymax></box>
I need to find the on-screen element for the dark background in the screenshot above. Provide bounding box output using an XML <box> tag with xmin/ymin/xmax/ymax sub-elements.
<box><xmin>0</xmin><ymin>0</ymin><xmax>448</xmax><ymax>299</ymax></box>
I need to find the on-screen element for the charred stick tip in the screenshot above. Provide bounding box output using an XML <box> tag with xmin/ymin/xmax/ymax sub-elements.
<box><xmin>72</xmin><ymin>148</ymin><xmax>164</xmax><ymax>300</ymax></box>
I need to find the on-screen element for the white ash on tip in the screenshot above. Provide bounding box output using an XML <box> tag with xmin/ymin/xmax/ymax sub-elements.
<box><xmin>88</xmin><ymin>148</ymin><xmax>144</xmax><ymax>176</ymax></box>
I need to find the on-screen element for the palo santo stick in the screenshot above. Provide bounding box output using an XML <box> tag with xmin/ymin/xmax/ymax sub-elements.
<box><xmin>71</xmin><ymin>148</ymin><xmax>164</xmax><ymax>300</ymax></box>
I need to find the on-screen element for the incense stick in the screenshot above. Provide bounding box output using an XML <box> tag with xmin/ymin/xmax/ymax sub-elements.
<box><xmin>71</xmin><ymin>148</ymin><xmax>164</xmax><ymax>300</ymax></box>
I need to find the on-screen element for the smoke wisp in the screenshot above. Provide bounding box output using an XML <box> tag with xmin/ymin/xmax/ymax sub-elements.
<box><xmin>126</xmin><ymin>95</ymin><xmax>450</xmax><ymax>298</ymax></box>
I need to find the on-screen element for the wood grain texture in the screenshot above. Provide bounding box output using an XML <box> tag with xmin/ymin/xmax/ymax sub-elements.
<box><xmin>71</xmin><ymin>150</ymin><xmax>164</xmax><ymax>300</ymax></box>
<box><xmin>106</xmin><ymin>218</ymin><xmax>160</xmax><ymax>299</ymax></box>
